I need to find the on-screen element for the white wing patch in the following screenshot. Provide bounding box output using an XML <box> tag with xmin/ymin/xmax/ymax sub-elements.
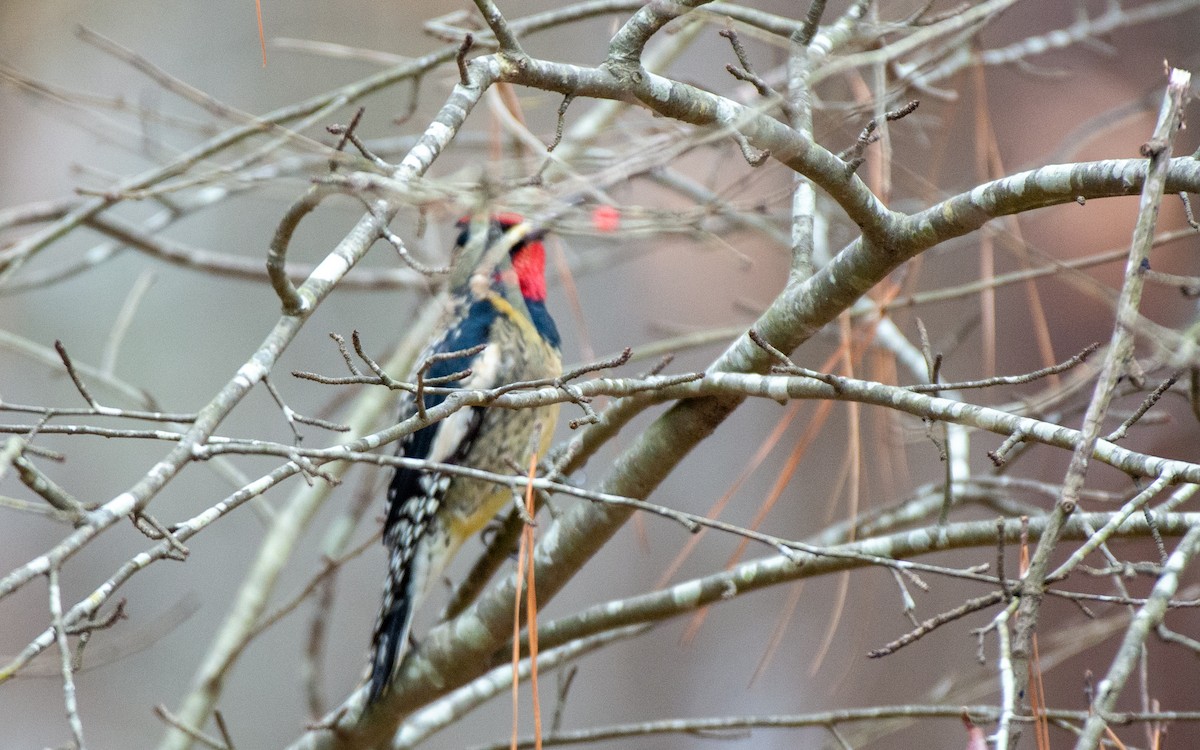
<box><xmin>425</xmin><ymin>342</ymin><xmax>500</xmax><ymax>463</ymax></box>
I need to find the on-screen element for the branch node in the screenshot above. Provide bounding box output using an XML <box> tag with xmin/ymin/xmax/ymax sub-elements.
<box><xmin>456</xmin><ymin>34</ymin><xmax>475</xmax><ymax>86</ymax></box>
<box><xmin>731</xmin><ymin>131</ymin><xmax>769</xmax><ymax>167</ymax></box>
<box><xmin>839</xmin><ymin>100</ymin><xmax>920</xmax><ymax>172</ymax></box>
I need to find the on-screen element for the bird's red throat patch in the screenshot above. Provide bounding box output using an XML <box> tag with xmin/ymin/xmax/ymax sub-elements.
<box><xmin>510</xmin><ymin>239</ymin><xmax>547</xmax><ymax>302</ymax></box>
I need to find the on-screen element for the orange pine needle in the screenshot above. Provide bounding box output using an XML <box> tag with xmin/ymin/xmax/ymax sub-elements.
<box><xmin>512</xmin><ymin>448</ymin><xmax>542</xmax><ymax>750</ymax></box>
<box><xmin>679</xmin><ymin>397</ymin><xmax>836</xmax><ymax>644</ymax></box>
<box><xmin>657</xmin><ymin>401</ymin><xmax>803</xmax><ymax>589</ymax></box>
<box><xmin>524</xmin><ymin>451</ymin><xmax>542</xmax><ymax>750</ymax></box>
<box><xmin>1016</xmin><ymin>521</ymin><xmax>1053</xmax><ymax>749</ymax></box>
<box><xmin>749</xmin><ymin>581</ymin><xmax>805</xmax><ymax>684</ymax></box>
<box><xmin>255</xmin><ymin>0</ymin><xmax>267</xmax><ymax>67</ymax></box>
<box><xmin>1104</xmin><ymin>726</ymin><xmax>1129</xmax><ymax>749</ymax></box>
<box><xmin>972</xmin><ymin>61</ymin><xmax>997</xmax><ymax>378</ymax></box>
<box><xmin>1027</xmin><ymin>632</ymin><xmax>1050</xmax><ymax>750</ymax></box>
<box><xmin>972</xmin><ymin>59</ymin><xmax>1060</xmax><ymax>384</ymax></box>
<box><xmin>808</xmin><ymin>314</ymin><xmax>862</xmax><ymax>676</ymax></box>
<box><xmin>681</xmin><ymin>307</ymin><xmax>892</xmax><ymax>647</ymax></box>
<box><xmin>511</xmin><ymin>505</ymin><xmax>526</xmax><ymax>750</ymax></box>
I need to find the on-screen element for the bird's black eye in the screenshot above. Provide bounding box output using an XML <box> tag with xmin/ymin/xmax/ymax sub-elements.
<box><xmin>453</xmin><ymin>215</ymin><xmax>538</xmax><ymax>253</ymax></box>
<box><xmin>454</xmin><ymin>222</ymin><xmax>471</xmax><ymax>249</ymax></box>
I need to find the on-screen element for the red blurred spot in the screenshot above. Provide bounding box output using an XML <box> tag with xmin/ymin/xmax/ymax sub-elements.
<box><xmin>492</xmin><ymin>212</ymin><xmax>527</xmax><ymax>228</ymax></box>
<box><xmin>961</xmin><ymin>714</ymin><xmax>986</xmax><ymax>750</ymax></box>
<box><xmin>591</xmin><ymin>205</ymin><xmax>620</xmax><ymax>233</ymax></box>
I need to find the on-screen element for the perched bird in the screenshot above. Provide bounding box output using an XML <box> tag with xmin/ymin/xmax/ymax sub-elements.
<box><xmin>367</xmin><ymin>214</ymin><xmax>562</xmax><ymax>705</ymax></box>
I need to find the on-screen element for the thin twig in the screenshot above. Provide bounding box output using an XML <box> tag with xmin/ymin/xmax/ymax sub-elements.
<box><xmin>907</xmin><ymin>343</ymin><xmax>1099</xmax><ymax>393</ymax></box>
<box><xmin>154</xmin><ymin>704</ymin><xmax>228</xmax><ymax>750</ymax></box>
<box><xmin>869</xmin><ymin>591</ymin><xmax>1008</xmax><ymax>658</ymax></box>
<box><xmin>748</xmin><ymin>329</ymin><xmax>844</xmax><ymax>392</ymax></box>
<box><xmin>264</xmin><ymin>375</ymin><xmax>304</xmax><ymax>444</ymax></box>
<box><xmin>330</xmin><ymin>333</ymin><xmax>362</xmax><ymax>377</ymax></box>
<box><xmin>49</xmin><ymin>568</ymin><xmax>88</xmax><ymax>750</ymax></box>
<box><xmin>546</xmin><ymin>93</ymin><xmax>575</xmax><ymax>152</ymax></box>
<box><xmin>718</xmin><ymin>28</ymin><xmax>797</xmax><ymax>122</ymax></box>
<box><xmin>11</xmin><ymin>453</ymin><xmax>89</xmax><ymax>522</ymax></box>
<box><xmin>373</xmin><ymin>217</ymin><xmax>449</xmax><ymax>276</ymax></box>
<box><xmin>794</xmin><ymin>0</ymin><xmax>828</xmax><ymax>47</ymax></box>
<box><xmin>133</xmin><ymin>512</ymin><xmax>190</xmax><ymax>560</ymax></box>
<box><xmin>101</xmin><ymin>270</ymin><xmax>156</xmax><ymax>377</ymax></box>
<box><xmin>214</xmin><ymin>711</ymin><xmax>237</xmax><ymax>750</ymax></box>
<box><xmin>1105</xmin><ymin>369</ymin><xmax>1182</xmax><ymax>442</ymax></box>
<box><xmin>839</xmin><ymin>100</ymin><xmax>920</xmax><ymax>172</ymax></box>
<box><xmin>251</xmin><ymin>532</ymin><xmax>379</xmax><ymax>641</ymax></box>
<box><xmin>987</xmin><ymin>430</ymin><xmax>1026</xmax><ymax>467</ymax></box>
<box><xmin>55</xmin><ymin>340</ymin><xmax>101</xmax><ymax>410</ymax></box>
<box><xmin>1180</xmin><ymin>191</ymin><xmax>1199</xmax><ymax>229</ymax></box>
<box><xmin>997</xmin><ymin>518</ymin><xmax>1010</xmax><ymax>600</ymax></box>
<box><xmin>327</xmin><ymin>107</ymin><xmax>367</xmax><ymax>171</ymax></box>
<box><xmin>76</xmin><ymin>26</ymin><xmax>252</xmax><ymax>124</ymax></box>
<box><xmin>415</xmin><ymin>343</ymin><xmax>488</xmax><ymax>421</ymax></box>
<box><xmin>473</xmin><ymin>0</ymin><xmax>524</xmax><ymax>56</ymax></box>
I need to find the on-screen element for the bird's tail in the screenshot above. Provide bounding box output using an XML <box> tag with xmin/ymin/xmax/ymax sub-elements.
<box><xmin>366</xmin><ymin>560</ymin><xmax>416</xmax><ymax>705</ymax></box>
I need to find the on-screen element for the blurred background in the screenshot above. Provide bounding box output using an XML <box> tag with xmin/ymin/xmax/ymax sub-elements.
<box><xmin>3</xmin><ymin>1</ymin><xmax>1200</xmax><ymax>748</ymax></box>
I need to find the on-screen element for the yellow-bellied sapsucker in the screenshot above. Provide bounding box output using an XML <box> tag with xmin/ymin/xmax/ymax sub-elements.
<box><xmin>367</xmin><ymin>214</ymin><xmax>562</xmax><ymax>704</ymax></box>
